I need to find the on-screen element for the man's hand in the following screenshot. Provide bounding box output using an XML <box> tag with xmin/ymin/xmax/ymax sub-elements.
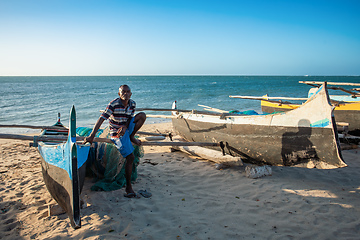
<box><xmin>116</xmin><ymin>126</ymin><xmax>127</xmax><ymax>137</ymax></box>
<box><xmin>131</xmin><ymin>137</ymin><xmax>142</xmax><ymax>146</ymax></box>
<box><xmin>83</xmin><ymin>135</ymin><xmax>95</xmax><ymax>144</ymax></box>
<box><xmin>83</xmin><ymin>117</ymin><xmax>105</xmax><ymax>145</ymax></box>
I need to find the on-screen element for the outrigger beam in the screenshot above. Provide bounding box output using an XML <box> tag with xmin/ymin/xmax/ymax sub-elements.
<box><xmin>0</xmin><ymin>124</ymin><xmax>67</xmax><ymax>130</ymax></box>
<box><xmin>299</xmin><ymin>81</ymin><xmax>360</xmax><ymax>97</ymax></box>
<box><xmin>299</xmin><ymin>81</ymin><xmax>360</xmax><ymax>86</ymax></box>
<box><xmin>0</xmin><ymin>133</ymin><xmax>220</xmax><ymax>147</ymax></box>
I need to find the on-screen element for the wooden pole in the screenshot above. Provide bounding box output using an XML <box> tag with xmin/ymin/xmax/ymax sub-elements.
<box><xmin>299</xmin><ymin>81</ymin><xmax>360</xmax><ymax>86</ymax></box>
<box><xmin>0</xmin><ymin>124</ymin><xmax>67</xmax><ymax>130</ymax></box>
<box><xmin>198</xmin><ymin>104</ymin><xmax>228</xmax><ymax>113</ymax></box>
<box><xmin>146</xmin><ymin>114</ymin><xmax>177</xmax><ymax>119</ymax></box>
<box><xmin>173</xmin><ymin>144</ymin><xmax>243</xmax><ymax>166</ymax></box>
<box><xmin>138</xmin><ymin>136</ymin><xmax>166</xmax><ymax>141</ymax></box>
<box><xmin>136</xmin><ymin>108</ymin><xmax>228</xmax><ymax>116</ymax></box>
<box><xmin>101</xmin><ymin>111</ymin><xmax>177</xmax><ymax>118</ymax></box>
<box><xmin>229</xmin><ymin>95</ymin><xmax>308</xmax><ymax>101</ymax></box>
<box><xmin>142</xmin><ymin>141</ymin><xmax>220</xmax><ymax>146</ymax></box>
<box><xmin>0</xmin><ymin>133</ymin><xmax>81</xmax><ymax>142</ymax></box>
<box><xmin>136</xmin><ymin>108</ymin><xmax>192</xmax><ymax>112</ymax></box>
<box><xmin>299</xmin><ymin>81</ymin><xmax>360</xmax><ymax>97</ymax></box>
<box><xmin>137</xmin><ymin>131</ymin><xmax>172</xmax><ymax>137</ymax></box>
<box><xmin>328</xmin><ymin>86</ymin><xmax>360</xmax><ymax>97</ymax></box>
<box><xmin>0</xmin><ymin>133</ymin><xmax>220</xmax><ymax>147</ymax></box>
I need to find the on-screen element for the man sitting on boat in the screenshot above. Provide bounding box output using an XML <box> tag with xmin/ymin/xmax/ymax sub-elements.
<box><xmin>84</xmin><ymin>85</ymin><xmax>146</xmax><ymax>198</ymax></box>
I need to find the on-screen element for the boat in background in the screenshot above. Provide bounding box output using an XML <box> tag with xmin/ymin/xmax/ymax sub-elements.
<box><xmin>36</xmin><ymin>106</ymin><xmax>90</xmax><ymax>229</ymax></box>
<box><xmin>261</xmin><ymin>81</ymin><xmax>360</xmax><ymax>135</ymax></box>
<box><xmin>172</xmin><ymin>83</ymin><xmax>346</xmax><ymax>169</ymax></box>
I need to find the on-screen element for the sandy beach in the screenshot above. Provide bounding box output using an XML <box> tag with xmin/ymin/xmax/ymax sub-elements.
<box><xmin>1</xmin><ymin>122</ymin><xmax>360</xmax><ymax>240</ymax></box>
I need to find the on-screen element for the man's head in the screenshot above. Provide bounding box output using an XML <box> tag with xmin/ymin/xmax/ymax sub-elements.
<box><xmin>118</xmin><ymin>85</ymin><xmax>132</xmax><ymax>101</ymax></box>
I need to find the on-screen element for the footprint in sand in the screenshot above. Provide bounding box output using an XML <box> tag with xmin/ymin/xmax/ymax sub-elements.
<box><xmin>2</xmin><ymin>221</ymin><xmax>18</xmax><ymax>232</ymax></box>
<box><xmin>4</xmin><ymin>218</ymin><xmax>15</xmax><ymax>224</ymax></box>
<box><xmin>30</xmin><ymin>185</ymin><xmax>43</xmax><ymax>191</ymax></box>
<box><xmin>35</xmin><ymin>199</ymin><xmax>47</xmax><ymax>206</ymax></box>
<box><xmin>0</xmin><ymin>207</ymin><xmax>19</xmax><ymax>233</ymax></box>
<box><xmin>15</xmin><ymin>192</ymin><xmax>24</xmax><ymax>197</ymax></box>
<box><xmin>19</xmin><ymin>180</ymin><xmax>30</xmax><ymax>186</ymax></box>
<box><xmin>37</xmin><ymin>205</ymin><xmax>48</xmax><ymax>211</ymax></box>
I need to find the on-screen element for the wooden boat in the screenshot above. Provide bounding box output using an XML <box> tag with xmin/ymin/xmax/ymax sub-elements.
<box><xmin>260</xmin><ymin>82</ymin><xmax>360</xmax><ymax>134</ymax></box>
<box><xmin>172</xmin><ymin>83</ymin><xmax>346</xmax><ymax>169</ymax></box>
<box><xmin>36</xmin><ymin>106</ymin><xmax>90</xmax><ymax>229</ymax></box>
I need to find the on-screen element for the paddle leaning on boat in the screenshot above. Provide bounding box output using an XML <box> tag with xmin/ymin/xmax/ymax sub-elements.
<box><xmin>171</xmin><ymin>83</ymin><xmax>346</xmax><ymax>169</ymax></box>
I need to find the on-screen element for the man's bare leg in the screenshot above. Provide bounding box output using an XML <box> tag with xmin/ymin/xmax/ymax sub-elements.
<box><xmin>124</xmin><ymin>112</ymin><xmax>146</xmax><ymax>195</ymax></box>
<box><xmin>130</xmin><ymin>112</ymin><xmax>146</xmax><ymax>146</ymax></box>
<box><xmin>125</xmin><ymin>153</ymin><xmax>135</xmax><ymax>194</ymax></box>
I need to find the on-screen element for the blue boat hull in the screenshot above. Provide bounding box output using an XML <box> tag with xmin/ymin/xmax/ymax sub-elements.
<box><xmin>37</xmin><ymin>106</ymin><xmax>90</xmax><ymax>229</ymax></box>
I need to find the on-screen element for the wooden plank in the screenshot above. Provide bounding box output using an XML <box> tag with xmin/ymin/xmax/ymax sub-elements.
<box><xmin>48</xmin><ymin>204</ymin><xmax>66</xmax><ymax>216</ymax></box>
<box><xmin>172</xmin><ymin>144</ymin><xmax>243</xmax><ymax>167</ymax></box>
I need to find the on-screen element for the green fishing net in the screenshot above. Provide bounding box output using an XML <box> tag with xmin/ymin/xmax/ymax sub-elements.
<box><xmin>77</xmin><ymin>127</ymin><xmax>144</xmax><ymax>191</ymax></box>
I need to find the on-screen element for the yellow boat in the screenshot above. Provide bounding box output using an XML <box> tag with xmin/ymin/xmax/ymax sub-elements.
<box><xmin>261</xmin><ymin>99</ymin><xmax>360</xmax><ymax>132</ymax></box>
<box><xmin>260</xmin><ymin>82</ymin><xmax>360</xmax><ymax>135</ymax></box>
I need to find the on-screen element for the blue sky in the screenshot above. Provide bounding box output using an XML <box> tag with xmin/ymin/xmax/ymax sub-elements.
<box><xmin>1</xmin><ymin>0</ymin><xmax>359</xmax><ymax>76</ymax></box>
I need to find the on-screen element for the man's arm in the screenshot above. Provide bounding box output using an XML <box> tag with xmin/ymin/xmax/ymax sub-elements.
<box><xmin>83</xmin><ymin>117</ymin><xmax>105</xmax><ymax>144</ymax></box>
<box><xmin>116</xmin><ymin>116</ymin><xmax>131</xmax><ymax>137</ymax></box>
<box><xmin>116</xmin><ymin>103</ymin><xmax>134</xmax><ymax>137</ymax></box>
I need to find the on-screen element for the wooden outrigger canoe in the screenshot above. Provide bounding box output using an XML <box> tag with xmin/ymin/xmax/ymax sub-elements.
<box><xmin>172</xmin><ymin>83</ymin><xmax>346</xmax><ymax>169</ymax></box>
<box><xmin>36</xmin><ymin>106</ymin><xmax>90</xmax><ymax>229</ymax></box>
<box><xmin>260</xmin><ymin>82</ymin><xmax>360</xmax><ymax>134</ymax></box>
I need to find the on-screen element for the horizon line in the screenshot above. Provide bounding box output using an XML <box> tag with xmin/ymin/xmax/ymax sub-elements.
<box><xmin>1</xmin><ymin>74</ymin><xmax>360</xmax><ymax>77</ymax></box>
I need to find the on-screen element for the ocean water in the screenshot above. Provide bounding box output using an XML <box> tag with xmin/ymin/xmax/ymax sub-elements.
<box><xmin>1</xmin><ymin>75</ymin><xmax>359</xmax><ymax>134</ymax></box>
